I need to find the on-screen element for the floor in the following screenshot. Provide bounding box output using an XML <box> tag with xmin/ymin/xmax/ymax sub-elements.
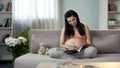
<box><xmin>0</xmin><ymin>61</ymin><xmax>13</xmax><ymax>68</ymax></box>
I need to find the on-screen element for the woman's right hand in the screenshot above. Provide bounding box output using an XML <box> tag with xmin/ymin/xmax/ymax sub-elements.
<box><xmin>65</xmin><ymin>44</ymin><xmax>76</xmax><ymax>50</ymax></box>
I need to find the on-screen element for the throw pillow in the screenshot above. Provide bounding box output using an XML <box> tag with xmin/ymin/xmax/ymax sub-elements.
<box><xmin>93</xmin><ymin>34</ymin><xmax>120</xmax><ymax>53</ymax></box>
<box><xmin>37</xmin><ymin>42</ymin><xmax>50</xmax><ymax>55</ymax></box>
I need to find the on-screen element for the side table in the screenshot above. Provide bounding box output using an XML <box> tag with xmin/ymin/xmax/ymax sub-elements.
<box><xmin>0</xmin><ymin>44</ymin><xmax>13</xmax><ymax>68</ymax></box>
<box><xmin>36</xmin><ymin>62</ymin><xmax>120</xmax><ymax>68</ymax></box>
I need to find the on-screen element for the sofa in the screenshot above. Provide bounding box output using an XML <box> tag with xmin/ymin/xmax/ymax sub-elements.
<box><xmin>14</xmin><ymin>29</ymin><xmax>120</xmax><ymax>68</ymax></box>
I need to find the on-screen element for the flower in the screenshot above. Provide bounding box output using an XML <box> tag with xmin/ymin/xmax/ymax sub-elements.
<box><xmin>18</xmin><ymin>36</ymin><xmax>27</xmax><ymax>44</ymax></box>
<box><xmin>5</xmin><ymin>36</ymin><xmax>28</xmax><ymax>59</ymax></box>
<box><xmin>5</xmin><ymin>37</ymin><xmax>19</xmax><ymax>47</ymax></box>
<box><xmin>5</xmin><ymin>36</ymin><xmax>27</xmax><ymax>47</ymax></box>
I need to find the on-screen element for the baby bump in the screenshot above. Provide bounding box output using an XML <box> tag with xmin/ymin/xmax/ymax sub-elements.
<box><xmin>65</xmin><ymin>38</ymin><xmax>85</xmax><ymax>48</ymax></box>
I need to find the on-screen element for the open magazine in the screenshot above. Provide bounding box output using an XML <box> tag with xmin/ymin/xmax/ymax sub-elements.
<box><xmin>64</xmin><ymin>45</ymin><xmax>84</xmax><ymax>54</ymax></box>
<box><xmin>77</xmin><ymin>45</ymin><xmax>84</xmax><ymax>52</ymax></box>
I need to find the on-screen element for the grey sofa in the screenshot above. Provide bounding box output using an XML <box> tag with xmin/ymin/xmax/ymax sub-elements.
<box><xmin>14</xmin><ymin>29</ymin><xmax>120</xmax><ymax>68</ymax></box>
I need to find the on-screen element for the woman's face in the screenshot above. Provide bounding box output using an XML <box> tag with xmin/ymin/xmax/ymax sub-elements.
<box><xmin>67</xmin><ymin>16</ymin><xmax>77</xmax><ymax>27</ymax></box>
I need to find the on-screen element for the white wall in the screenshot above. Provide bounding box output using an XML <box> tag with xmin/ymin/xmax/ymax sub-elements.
<box><xmin>60</xmin><ymin>0</ymin><xmax>99</xmax><ymax>29</ymax></box>
<box><xmin>99</xmin><ymin>0</ymin><xmax>108</xmax><ymax>29</ymax></box>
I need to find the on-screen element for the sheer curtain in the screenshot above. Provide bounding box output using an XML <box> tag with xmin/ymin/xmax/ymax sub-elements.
<box><xmin>12</xmin><ymin>0</ymin><xmax>60</xmax><ymax>34</ymax></box>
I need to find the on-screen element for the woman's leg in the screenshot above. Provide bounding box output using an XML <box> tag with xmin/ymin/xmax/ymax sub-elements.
<box><xmin>48</xmin><ymin>47</ymin><xmax>77</xmax><ymax>59</ymax></box>
<box><xmin>83</xmin><ymin>46</ymin><xmax>97</xmax><ymax>58</ymax></box>
<box><xmin>73</xmin><ymin>46</ymin><xmax>97</xmax><ymax>59</ymax></box>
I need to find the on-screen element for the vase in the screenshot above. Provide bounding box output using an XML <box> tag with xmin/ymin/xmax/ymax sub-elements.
<box><xmin>12</xmin><ymin>53</ymin><xmax>20</xmax><ymax>60</ymax></box>
<box><xmin>12</xmin><ymin>53</ymin><xmax>17</xmax><ymax>60</ymax></box>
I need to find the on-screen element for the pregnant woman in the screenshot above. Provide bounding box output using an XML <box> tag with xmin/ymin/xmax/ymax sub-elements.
<box><xmin>48</xmin><ymin>10</ymin><xmax>97</xmax><ymax>59</ymax></box>
<box><xmin>64</xmin><ymin>38</ymin><xmax>86</xmax><ymax>53</ymax></box>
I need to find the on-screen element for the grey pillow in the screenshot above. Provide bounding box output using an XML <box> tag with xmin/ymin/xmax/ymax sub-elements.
<box><xmin>93</xmin><ymin>34</ymin><xmax>120</xmax><ymax>54</ymax></box>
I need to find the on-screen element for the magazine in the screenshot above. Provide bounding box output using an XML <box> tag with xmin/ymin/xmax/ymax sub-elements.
<box><xmin>64</xmin><ymin>45</ymin><xmax>84</xmax><ymax>54</ymax></box>
<box><xmin>76</xmin><ymin>45</ymin><xmax>84</xmax><ymax>52</ymax></box>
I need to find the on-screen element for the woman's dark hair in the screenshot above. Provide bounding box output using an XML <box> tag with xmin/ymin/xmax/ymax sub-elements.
<box><xmin>64</xmin><ymin>10</ymin><xmax>85</xmax><ymax>39</ymax></box>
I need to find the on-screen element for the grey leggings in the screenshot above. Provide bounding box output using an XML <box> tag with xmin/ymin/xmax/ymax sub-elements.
<box><xmin>48</xmin><ymin>46</ymin><xmax>97</xmax><ymax>59</ymax></box>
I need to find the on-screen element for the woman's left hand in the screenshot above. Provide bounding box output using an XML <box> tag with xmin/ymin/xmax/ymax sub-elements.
<box><xmin>67</xmin><ymin>45</ymin><xmax>76</xmax><ymax>50</ymax></box>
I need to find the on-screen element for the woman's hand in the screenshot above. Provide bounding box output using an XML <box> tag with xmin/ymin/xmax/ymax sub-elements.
<box><xmin>65</xmin><ymin>44</ymin><xmax>76</xmax><ymax>50</ymax></box>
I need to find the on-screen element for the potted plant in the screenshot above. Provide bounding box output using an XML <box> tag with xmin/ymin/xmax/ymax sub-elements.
<box><xmin>5</xmin><ymin>27</ymin><xmax>30</xmax><ymax>60</ymax></box>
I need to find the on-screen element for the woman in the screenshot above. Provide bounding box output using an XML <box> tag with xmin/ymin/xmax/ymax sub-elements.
<box><xmin>48</xmin><ymin>10</ymin><xmax>97</xmax><ymax>59</ymax></box>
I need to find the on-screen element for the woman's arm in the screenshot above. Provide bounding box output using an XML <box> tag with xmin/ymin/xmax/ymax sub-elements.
<box><xmin>59</xmin><ymin>27</ymin><xmax>75</xmax><ymax>50</ymax></box>
<box><xmin>59</xmin><ymin>27</ymin><xmax>67</xmax><ymax>48</ymax></box>
<box><xmin>84</xmin><ymin>24</ymin><xmax>92</xmax><ymax>46</ymax></box>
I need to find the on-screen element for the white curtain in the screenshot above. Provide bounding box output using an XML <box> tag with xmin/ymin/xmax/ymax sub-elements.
<box><xmin>12</xmin><ymin>0</ymin><xmax>60</xmax><ymax>34</ymax></box>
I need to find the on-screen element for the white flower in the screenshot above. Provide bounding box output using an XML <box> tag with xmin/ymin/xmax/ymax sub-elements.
<box><xmin>5</xmin><ymin>36</ymin><xmax>27</xmax><ymax>47</ymax></box>
<box><xmin>5</xmin><ymin>37</ymin><xmax>19</xmax><ymax>47</ymax></box>
<box><xmin>18</xmin><ymin>36</ymin><xmax>27</xmax><ymax>44</ymax></box>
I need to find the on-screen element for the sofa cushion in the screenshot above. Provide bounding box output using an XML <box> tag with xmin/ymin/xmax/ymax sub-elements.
<box><xmin>30</xmin><ymin>34</ymin><xmax>60</xmax><ymax>53</ymax></box>
<box><xmin>93</xmin><ymin>34</ymin><xmax>120</xmax><ymax>54</ymax></box>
